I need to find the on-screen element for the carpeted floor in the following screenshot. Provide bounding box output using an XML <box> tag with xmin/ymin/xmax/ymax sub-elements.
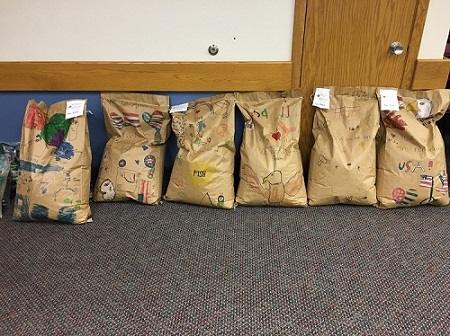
<box><xmin>1</xmin><ymin>200</ymin><xmax>449</xmax><ymax>335</ymax></box>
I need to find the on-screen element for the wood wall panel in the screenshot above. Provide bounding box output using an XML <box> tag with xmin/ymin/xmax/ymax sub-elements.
<box><xmin>0</xmin><ymin>62</ymin><xmax>292</xmax><ymax>92</ymax></box>
<box><xmin>411</xmin><ymin>59</ymin><xmax>450</xmax><ymax>89</ymax></box>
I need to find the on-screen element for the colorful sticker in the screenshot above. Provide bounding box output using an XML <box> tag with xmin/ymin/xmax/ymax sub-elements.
<box><xmin>144</xmin><ymin>155</ymin><xmax>156</xmax><ymax>168</ymax></box>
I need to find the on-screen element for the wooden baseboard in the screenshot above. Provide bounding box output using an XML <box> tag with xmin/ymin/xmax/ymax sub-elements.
<box><xmin>0</xmin><ymin>61</ymin><xmax>292</xmax><ymax>92</ymax></box>
<box><xmin>411</xmin><ymin>59</ymin><xmax>450</xmax><ymax>89</ymax></box>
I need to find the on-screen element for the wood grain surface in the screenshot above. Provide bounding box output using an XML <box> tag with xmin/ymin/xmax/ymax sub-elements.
<box><xmin>299</xmin><ymin>0</ymin><xmax>421</xmax><ymax>168</ymax></box>
<box><xmin>411</xmin><ymin>59</ymin><xmax>450</xmax><ymax>89</ymax></box>
<box><xmin>0</xmin><ymin>62</ymin><xmax>292</xmax><ymax>92</ymax></box>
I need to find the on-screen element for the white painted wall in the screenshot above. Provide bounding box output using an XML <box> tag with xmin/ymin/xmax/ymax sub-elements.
<box><xmin>0</xmin><ymin>0</ymin><xmax>295</xmax><ymax>61</ymax></box>
<box><xmin>0</xmin><ymin>0</ymin><xmax>447</xmax><ymax>62</ymax></box>
<box><xmin>418</xmin><ymin>0</ymin><xmax>450</xmax><ymax>59</ymax></box>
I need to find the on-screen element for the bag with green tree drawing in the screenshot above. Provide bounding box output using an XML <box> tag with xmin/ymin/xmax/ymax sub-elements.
<box><xmin>13</xmin><ymin>99</ymin><xmax>92</xmax><ymax>224</ymax></box>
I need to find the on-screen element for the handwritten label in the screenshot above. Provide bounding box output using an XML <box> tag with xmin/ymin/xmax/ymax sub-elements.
<box><xmin>379</xmin><ymin>89</ymin><xmax>399</xmax><ymax>111</ymax></box>
<box><xmin>170</xmin><ymin>102</ymin><xmax>189</xmax><ymax>113</ymax></box>
<box><xmin>312</xmin><ymin>88</ymin><xmax>330</xmax><ymax>109</ymax></box>
<box><xmin>66</xmin><ymin>100</ymin><xmax>85</xmax><ymax>119</ymax></box>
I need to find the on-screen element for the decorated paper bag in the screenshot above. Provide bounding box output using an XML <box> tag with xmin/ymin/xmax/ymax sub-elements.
<box><xmin>235</xmin><ymin>90</ymin><xmax>307</xmax><ymax>206</ymax></box>
<box><xmin>308</xmin><ymin>87</ymin><xmax>380</xmax><ymax>206</ymax></box>
<box><xmin>94</xmin><ymin>93</ymin><xmax>170</xmax><ymax>204</ymax></box>
<box><xmin>165</xmin><ymin>93</ymin><xmax>236</xmax><ymax>208</ymax></box>
<box><xmin>0</xmin><ymin>154</ymin><xmax>11</xmax><ymax>218</ymax></box>
<box><xmin>376</xmin><ymin>88</ymin><xmax>450</xmax><ymax>208</ymax></box>
<box><xmin>13</xmin><ymin>99</ymin><xmax>92</xmax><ymax>224</ymax></box>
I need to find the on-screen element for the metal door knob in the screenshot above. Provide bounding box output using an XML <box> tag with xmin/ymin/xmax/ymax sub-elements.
<box><xmin>389</xmin><ymin>42</ymin><xmax>404</xmax><ymax>55</ymax></box>
<box><xmin>208</xmin><ymin>44</ymin><xmax>219</xmax><ymax>56</ymax></box>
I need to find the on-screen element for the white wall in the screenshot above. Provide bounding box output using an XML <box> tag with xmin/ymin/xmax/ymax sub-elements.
<box><xmin>0</xmin><ymin>0</ymin><xmax>295</xmax><ymax>61</ymax></box>
<box><xmin>1</xmin><ymin>0</ymin><xmax>447</xmax><ymax>62</ymax></box>
<box><xmin>418</xmin><ymin>0</ymin><xmax>450</xmax><ymax>59</ymax></box>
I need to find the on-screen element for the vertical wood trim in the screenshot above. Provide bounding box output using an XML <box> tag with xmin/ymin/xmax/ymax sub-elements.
<box><xmin>401</xmin><ymin>0</ymin><xmax>430</xmax><ymax>89</ymax></box>
<box><xmin>290</xmin><ymin>0</ymin><xmax>307</xmax><ymax>88</ymax></box>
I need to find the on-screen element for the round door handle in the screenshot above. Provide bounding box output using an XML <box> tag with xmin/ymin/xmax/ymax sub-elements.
<box><xmin>208</xmin><ymin>44</ymin><xmax>219</xmax><ymax>56</ymax></box>
<box><xmin>389</xmin><ymin>42</ymin><xmax>404</xmax><ymax>55</ymax></box>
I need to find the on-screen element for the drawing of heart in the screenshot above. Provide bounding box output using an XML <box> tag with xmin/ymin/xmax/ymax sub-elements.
<box><xmin>142</xmin><ymin>111</ymin><xmax>163</xmax><ymax>132</ymax></box>
<box><xmin>272</xmin><ymin>131</ymin><xmax>281</xmax><ymax>141</ymax></box>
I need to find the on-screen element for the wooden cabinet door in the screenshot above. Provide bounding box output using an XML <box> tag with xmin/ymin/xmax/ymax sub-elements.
<box><xmin>299</xmin><ymin>0</ymin><xmax>419</xmax><ymax>164</ymax></box>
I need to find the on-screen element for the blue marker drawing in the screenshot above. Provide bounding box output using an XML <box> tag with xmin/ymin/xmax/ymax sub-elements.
<box><xmin>20</xmin><ymin>160</ymin><xmax>64</xmax><ymax>173</ymax></box>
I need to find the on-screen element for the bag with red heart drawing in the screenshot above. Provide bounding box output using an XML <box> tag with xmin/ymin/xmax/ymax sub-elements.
<box><xmin>235</xmin><ymin>90</ymin><xmax>307</xmax><ymax>206</ymax></box>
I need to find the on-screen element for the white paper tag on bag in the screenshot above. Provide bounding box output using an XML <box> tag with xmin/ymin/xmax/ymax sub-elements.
<box><xmin>169</xmin><ymin>102</ymin><xmax>189</xmax><ymax>113</ymax></box>
<box><xmin>312</xmin><ymin>88</ymin><xmax>330</xmax><ymax>109</ymax></box>
<box><xmin>66</xmin><ymin>100</ymin><xmax>85</xmax><ymax>119</ymax></box>
<box><xmin>379</xmin><ymin>89</ymin><xmax>399</xmax><ymax>111</ymax></box>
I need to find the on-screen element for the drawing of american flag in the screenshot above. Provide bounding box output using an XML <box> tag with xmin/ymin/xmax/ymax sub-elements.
<box><xmin>419</xmin><ymin>175</ymin><xmax>433</xmax><ymax>188</ymax></box>
<box><xmin>436</xmin><ymin>173</ymin><xmax>448</xmax><ymax>194</ymax></box>
<box><xmin>138</xmin><ymin>179</ymin><xmax>149</xmax><ymax>203</ymax></box>
<box><xmin>123</xmin><ymin>112</ymin><xmax>141</xmax><ymax>127</ymax></box>
<box><xmin>110</xmin><ymin>112</ymin><xmax>124</xmax><ymax>129</ymax></box>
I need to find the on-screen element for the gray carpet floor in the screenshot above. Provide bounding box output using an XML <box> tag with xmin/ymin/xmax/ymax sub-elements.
<box><xmin>1</xmin><ymin>200</ymin><xmax>449</xmax><ymax>335</ymax></box>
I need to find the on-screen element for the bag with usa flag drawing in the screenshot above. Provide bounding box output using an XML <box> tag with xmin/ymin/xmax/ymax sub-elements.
<box><xmin>376</xmin><ymin>88</ymin><xmax>450</xmax><ymax>208</ymax></box>
<box><xmin>94</xmin><ymin>93</ymin><xmax>170</xmax><ymax>204</ymax></box>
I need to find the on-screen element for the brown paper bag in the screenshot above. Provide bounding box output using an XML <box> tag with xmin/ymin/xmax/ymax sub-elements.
<box><xmin>165</xmin><ymin>93</ymin><xmax>236</xmax><ymax>208</ymax></box>
<box><xmin>376</xmin><ymin>88</ymin><xmax>450</xmax><ymax>208</ymax></box>
<box><xmin>235</xmin><ymin>90</ymin><xmax>307</xmax><ymax>206</ymax></box>
<box><xmin>13</xmin><ymin>99</ymin><xmax>92</xmax><ymax>224</ymax></box>
<box><xmin>94</xmin><ymin>93</ymin><xmax>170</xmax><ymax>204</ymax></box>
<box><xmin>307</xmin><ymin>87</ymin><xmax>380</xmax><ymax>206</ymax></box>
